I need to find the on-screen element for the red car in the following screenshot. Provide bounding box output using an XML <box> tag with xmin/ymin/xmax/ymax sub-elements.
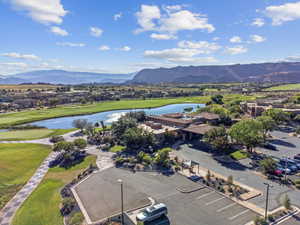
<box><xmin>273</xmin><ymin>169</ymin><xmax>283</xmax><ymax>176</ymax></box>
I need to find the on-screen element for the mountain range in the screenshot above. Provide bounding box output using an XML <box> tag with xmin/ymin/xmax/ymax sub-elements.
<box><xmin>1</xmin><ymin>62</ymin><xmax>300</xmax><ymax>85</ymax></box>
<box><xmin>0</xmin><ymin>70</ymin><xmax>135</xmax><ymax>85</ymax></box>
<box><xmin>131</xmin><ymin>62</ymin><xmax>300</xmax><ymax>84</ymax></box>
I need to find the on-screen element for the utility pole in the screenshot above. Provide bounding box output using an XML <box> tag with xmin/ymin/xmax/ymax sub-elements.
<box><xmin>284</xmin><ymin>157</ymin><xmax>288</xmax><ymax>183</ymax></box>
<box><xmin>118</xmin><ymin>179</ymin><xmax>124</xmax><ymax>225</ymax></box>
<box><xmin>263</xmin><ymin>183</ymin><xmax>273</xmax><ymax>221</ymax></box>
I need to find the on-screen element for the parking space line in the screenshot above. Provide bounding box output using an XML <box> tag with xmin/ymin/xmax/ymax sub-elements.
<box><xmin>216</xmin><ymin>203</ymin><xmax>236</xmax><ymax>212</ymax></box>
<box><xmin>196</xmin><ymin>191</ymin><xmax>214</xmax><ymax>200</ymax></box>
<box><xmin>228</xmin><ymin>209</ymin><xmax>250</xmax><ymax>220</ymax></box>
<box><xmin>205</xmin><ymin>196</ymin><xmax>226</xmax><ymax>205</ymax></box>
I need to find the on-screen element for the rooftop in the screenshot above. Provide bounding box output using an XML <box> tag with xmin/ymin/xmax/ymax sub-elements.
<box><xmin>182</xmin><ymin>124</ymin><xmax>217</xmax><ymax>135</ymax></box>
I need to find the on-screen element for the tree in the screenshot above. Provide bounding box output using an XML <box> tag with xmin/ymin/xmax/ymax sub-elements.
<box><xmin>111</xmin><ymin>117</ymin><xmax>137</xmax><ymax>137</ymax></box>
<box><xmin>72</xmin><ymin>119</ymin><xmax>88</xmax><ymax>132</ymax></box>
<box><xmin>229</xmin><ymin>119</ymin><xmax>264</xmax><ymax>152</ymax></box>
<box><xmin>283</xmin><ymin>194</ymin><xmax>291</xmax><ymax>210</ymax></box>
<box><xmin>204</xmin><ymin>127</ymin><xmax>230</xmax><ymax>151</ymax></box>
<box><xmin>53</xmin><ymin>141</ymin><xmax>72</xmax><ymax>152</ymax></box>
<box><xmin>122</xmin><ymin>127</ymin><xmax>155</xmax><ymax>150</ymax></box>
<box><xmin>259</xmin><ymin>157</ymin><xmax>277</xmax><ymax>175</ymax></box>
<box><xmin>263</xmin><ymin>109</ymin><xmax>290</xmax><ymax>125</ymax></box>
<box><xmin>74</xmin><ymin>138</ymin><xmax>87</xmax><ymax>149</ymax></box>
<box><xmin>256</xmin><ymin>116</ymin><xmax>276</xmax><ymax>141</ymax></box>
<box><xmin>154</xmin><ymin>148</ymin><xmax>171</xmax><ymax>167</ymax></box>
<box><xmin>211</xmin><ymin>95</ymin><xmax>224</xmax><ymax>105</ymax></box>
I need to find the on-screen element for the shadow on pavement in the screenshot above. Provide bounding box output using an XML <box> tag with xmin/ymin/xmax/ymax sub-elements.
<box><xmin>144</xmin><ymin>216</ymin><xmax>170</xmax><ymax>225</ymax></box>
<box><xmin>270</xmin><ymin>139</ymin><xmax>296</xmax><ymax>148</ymax></box>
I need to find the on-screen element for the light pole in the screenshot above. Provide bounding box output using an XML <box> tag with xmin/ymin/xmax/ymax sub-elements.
<box><xmin>263</xmin><ymin>183</ymin><xmax>273</xmax><ymax>221</ymax></box>
<box><xmin>284</xmin><ymin>157</ymin><xmax>288</xmax><ymax>183</ymax></box>
<box><xmin>118</xmin><ymin>179</ymin><xmax>124</xmax><ymax>225</ymax></box>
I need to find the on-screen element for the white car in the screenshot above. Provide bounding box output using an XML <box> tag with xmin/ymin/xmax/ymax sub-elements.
<box><xmin>136</xmin><ymin>203</ymin><xmax>168</xmax><ymax>222</ymax></box>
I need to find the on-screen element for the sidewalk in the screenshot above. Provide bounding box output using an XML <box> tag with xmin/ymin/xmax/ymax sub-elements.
<box><xmin>0</xmin><ymin>152</ymin><xmax>60</xmax><ymax>225</ymax></box>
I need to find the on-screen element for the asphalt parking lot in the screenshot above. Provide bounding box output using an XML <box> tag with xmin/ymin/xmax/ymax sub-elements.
<box><xmin>279</xmin><ymin>212</ymin><xmax>300</xmax><ymax>225</ymax></box>
<box><xmin>74</xmin><ymin>167</ymin><xmax>258</xmax><ymax>225</ymax></box>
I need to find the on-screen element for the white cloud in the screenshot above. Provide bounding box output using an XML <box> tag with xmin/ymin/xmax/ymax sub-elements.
<box><xmin>90</xmin><ymin>27</ymin><xmax>103</xmax><ymax>37</ymax></box>
<box><xmin>212</xmin><ymin>37</ymin><xmax>220</xmax><ymax>41</ymax></box>
<box><xmin>177</xmin><ymin>41</ymin><xmax>221</xmax><ymax>54</ymax></box>
<box><xmin>144</xmin><ymin>48</ymin><xmax>217</xmax><ymax>64</ymax></box>
<box><xmin>265</xmin><ymin>1</ymin><xmax>300</xmax><ymax>25</ymax></box>
<box><xmin>251</xmin><ymin>18</ymin><xmax>265</xmax><ymax>27</ymax></box>
<box><xmin>163</xmin><ymin>5</ymin><xmax>184</xmax><ymax>13</ymax></box>
<box><xmin>230</xmin><ymin>36</ymin><xmax>242</xmax><ymax>43</ymax></box>
<box><xmin>283</xmin><ymin>55</ymin><xmax>300</xmax><ymax>62</ymax></box>
<box><xmin>150</xmin><ymin>33</ymin><xmax>177</xmax><ymax>40</ymax></box>
<box><xmin>135</xmin><ymin>5</ymin><xmax>215</xmax><ymax>34</ymax></box>
<box><xmin>225</xmin><ymin>46</ymin><xmax>248</xmax><ymax>55</ymax></box>
<box><xmin>114</xmin><ymin>12</ymin><xmax>122</xmax><ymax>21</ymax></box>
<box><xmin>119</xmin><ymin>46</ymin><xmax>131</xmax><ymax>51</ymax></box>
<box><xmin>250</xmin><ymin>35</ymin><xmax>266</xmax><ymax>43</ymax></box>
<box><xmin>0</xmin><ymin>62</ymin><xmax>28</xmax><ymax>67</ymax></box>
<box><xmin>160</xmin><ymin>10</ymin><xmax>215</xmax><ymax>33</ymax></box>
<box><xmin>99</xmin><ymin>45</ymin><xmax>110</xmax><ymax>51</ymax></box>
<box><xmin>1</xmin><ymin>52</ymin><xmax>40</xmax><ymax>60</ymax></box>
<box><xmin>8</xmin><ymin>0</ymin><xmax>68</xmax><ymax>25</ymax></box>
<box><xmin>50</xmin><ymin>26</ymin><xmax>68</xmax><ymax>36</ymax></box>
<box><xmin>135</xmin><ymin>5</ymin><xmax>161</xmax><ymax>33</ymax></box>
<box><xmin>56</xmin><ymin>42</ymin><xmax>85</xmax><ymax>47</ymax></box>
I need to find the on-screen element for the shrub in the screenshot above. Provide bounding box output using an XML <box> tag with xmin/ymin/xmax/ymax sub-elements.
<box><xmin>60</xmin><ymin>197</ymin><xmax>76</xmax><ymax>216</ymax></box>
<box><xmin>283</xmin><ymin>194</ymin><xmax>291</xmax><ymax>210</ymax></box>
<box><xmin>268</xmin><ymin>215</ymin><xmax>274</xmax><ymax>222</ymax></box>
<box><xmin>50</xmin><ymin>135</ymin><xmax>64</xmax><ymax>143</ymax></box>
<box><xmin>206</xmin><ymin>170</ymin><xmax>211</xmax><ymax>181</ymax></box>
<box><xmin>227</xmin><ymin>175</ymin><xmax>233</xmax><ymax>186</ymax></box>
<box><xmin>69</xmin><ymin>212</ymin><xmax>84</xmax><ymax>225</ymax></box>
<box><xmin>74</xmin><ymin>138</ymin><xmax>87</xmax><ymax>149</ymax></box>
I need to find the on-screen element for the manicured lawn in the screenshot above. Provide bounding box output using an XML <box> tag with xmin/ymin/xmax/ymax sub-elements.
<box><xmin>230</xmin><ymin>150</ymin><xmax>249</xmax><ymax>160</ymax></box>
<box><xmin>265</xmin><ymin>83</ymin><xmax>300</xmax><ymax>91</ymax></box>
<box><xmin>109</xmin><ymin>145</ymin><xmax>125</xmax><ymax>153</ymax></box>
<box><xmin>0</xmin><ymin>144</ymin><xmax>51</xmax><ymax>209</ymax></box>
<box><xmin>12</xmin><ymin>155</ymin><xmax>97</xmax><ymax>225</ymax></box>
<box><xmin>0</xmin><ymin>95</ymin><xmax>256</xmax><ymax>128</ymax></box>
<box><xmin>0</xmin><ymin>129</ymin><xmax>76</xmax><ymax>141</ymax></box>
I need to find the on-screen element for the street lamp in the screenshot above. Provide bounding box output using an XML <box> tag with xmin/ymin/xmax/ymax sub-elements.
<box><xmin>118</xmin><ymin>179</ymin><xmax>124</xmax><ymax>225</ymax></box>
<box><xmin>263</xmin><ymin>183</ymin><xmax>273</xmax><ymax>221</ymax></box>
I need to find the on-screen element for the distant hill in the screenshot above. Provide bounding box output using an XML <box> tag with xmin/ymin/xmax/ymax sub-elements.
<box><xmin>0</xmin><ymin>70</ymin><xmax>134</xmax><ymax>85</ymax></box>
<box><xmin>131</xmin><ymin>62</ymin><xmax>300</xmax><ymax>84</ymax></box>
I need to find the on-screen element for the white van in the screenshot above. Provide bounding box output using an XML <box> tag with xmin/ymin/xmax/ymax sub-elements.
<box><xmin>136</xmin><ymin>203</ymin><xmax>168</xmax><ymax>222</ymax></box>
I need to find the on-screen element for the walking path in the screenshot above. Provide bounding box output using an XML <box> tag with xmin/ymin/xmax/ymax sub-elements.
<box><xmin>0</xmin><ymin>151</ymin><xmax>60</xmax><ymax>225</ymax></box>
<box><xmin>0</xmin><ymin>130</ymin><xmax>114</xmax><ymax>225</ymax></box>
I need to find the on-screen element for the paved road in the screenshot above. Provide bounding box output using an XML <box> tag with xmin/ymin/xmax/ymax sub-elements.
<box><xmin>173</xmin><ymin>139</ymin><xmax>300</xmax><ymax>211</ymax></box>
<box><xmin>0</xmin><ymin>152</ymin><xmax>60</xmax><ymax>225</ymax></box>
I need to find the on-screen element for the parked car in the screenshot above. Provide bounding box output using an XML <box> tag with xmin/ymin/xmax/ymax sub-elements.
<box><xmin>277</xmin><ymin>165</ymin><xmax>292</xmax><ymax>175</ymax></box>
<box><xmin>136</xmin><ymin>203</ymin><xmax>168</xmax><ymax>222</ymax></box>
<box><xmin>262</xmin><ymin>143</ymin><xmax>277</xmax><ymax>150</ymax></box>
<box><xmin>279</xmin><ymin>160</ymin><xmax>298</xmax><ymax>172</ymax></box>
<box><xmin>285</xmin><ymin>159</ymin><xmax>300</xmax><ymax>170</ymax></box>
<box><xmin>272</xmin><ymin>169</ymin><xmax>283</xmax><ymax>176</ymax></box>
<box><xmin>188</xmin><ymin>175</ymin><xmax>202</xmax><ymax>182</ymax></box>
<box><xmin>294</xmin><ymin>154</ymin><xmax>300</xmax><ymax>161</ymax></box>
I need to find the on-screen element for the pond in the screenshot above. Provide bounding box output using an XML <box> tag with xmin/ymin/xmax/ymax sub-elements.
<box><xmin>29</xmin><ymin>103</ymin><xmax>205</xmax><ymax>129</ymax></box>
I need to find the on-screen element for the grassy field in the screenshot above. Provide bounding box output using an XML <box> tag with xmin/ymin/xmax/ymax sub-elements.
<box><xmin>230</xmin><ymin>150</ymin><xmax>249</xmax><ymax>160</ymax></box>
<box><xmin>109</xmin><ymin>145</ymin><xmax>125</xmax><ymax>153</ymax></box>
<box><xmin>265</xmin><ymin>83</ymin><xmax>300</xmax><ymax>91</ymax></box>
<box><xmin>0</xmin><ymin>95</ymin><xmax>256</xmax><ymax>128</ymax></box>
<box><xmin>0</xmin><ymin>143</ymin><xmax>51</xmax><ymax>209</ymax></box>
<box><xmin>12</xmin><ymin>155</ymin><xmax>97</xmax><ymax>225</ymax></box>
<box><xmin>0</xmin><ymin>129</ymin><xmax>76</xmax><ymax>141</ymax></box>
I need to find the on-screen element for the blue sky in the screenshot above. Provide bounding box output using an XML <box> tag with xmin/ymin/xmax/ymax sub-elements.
<box><xmin>1</xmin><ymin>0</ymin><xmax>300</xmax><ymax>75</ymax></box>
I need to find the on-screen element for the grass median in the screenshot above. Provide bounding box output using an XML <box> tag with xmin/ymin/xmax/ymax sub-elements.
<box><xmin>0</xmin><ymin>128</ymin><xmax>76</xmax><ymax>141</ymax></box>
<box><xmin>0</xmin><ymin>143</ymin><xmax>51</xmax><ymax>209</ymax></box>
<box><xmin>0</xmin><ymin>95</ymin><xmax>255</xmax><ymax>128</ymax></box>
<box><xmin>12</xmin><ymin>155</ymin><xmax>97</xmax><ymax>225</ymax></box>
